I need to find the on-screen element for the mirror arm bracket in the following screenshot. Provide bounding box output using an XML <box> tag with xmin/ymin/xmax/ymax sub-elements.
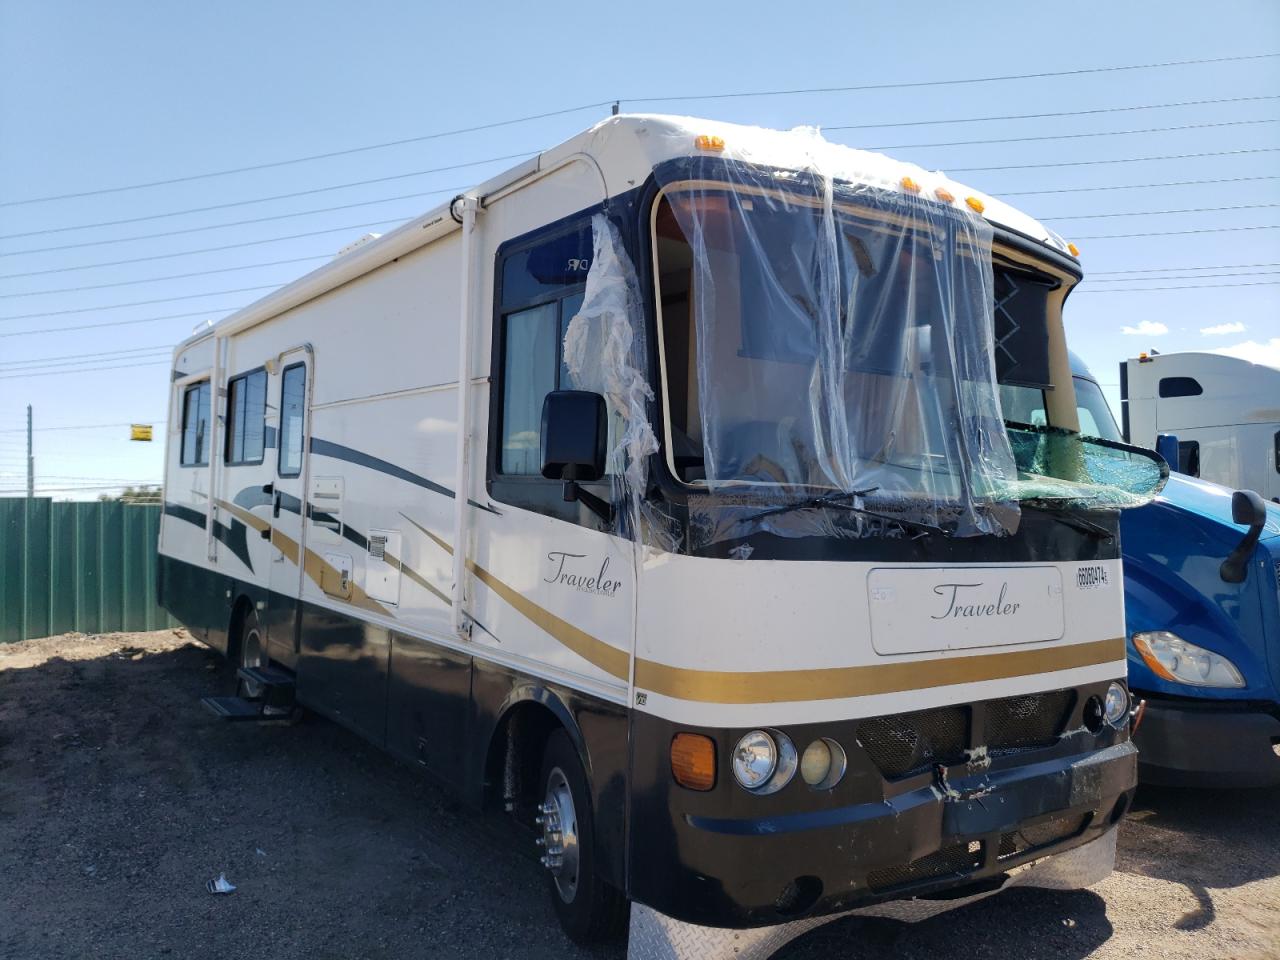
<box><xmin>563</xmin><ymin>479</ymin><xmax>614</xmax><ymax>524</ymax></box>
<box><xmin>1221</xmin><ymin>490</ymin><xmax>1267</xmax><ymax>584</ymax></box>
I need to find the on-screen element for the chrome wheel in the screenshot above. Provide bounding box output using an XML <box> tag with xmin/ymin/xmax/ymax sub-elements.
<box><xmin>240</xmin><ymin>625</ymin><xmax>265</xmax><ymax>700</ymax></box>
<box><xmin>537</xmin><ymin>767</ymin><xmax>580</xmax><ymax>903</ymax></box>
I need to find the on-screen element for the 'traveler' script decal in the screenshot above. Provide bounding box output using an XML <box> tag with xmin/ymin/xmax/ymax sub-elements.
<box><xmin>868</xmin><ymin>566</ymin><xmax>1066</xmax><ymax>655</ymax></box>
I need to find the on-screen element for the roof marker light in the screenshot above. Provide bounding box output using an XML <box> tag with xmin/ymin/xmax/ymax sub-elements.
<box><xmin>694</xmin><ymin>135</ymin><xmax>725</xmax><ymax>152</ymax></box>
<box><xmin>934</xmin><ymin>187</ymin><xmax>955</xmax><ymax>203</ymax></box>
<box><xmin>965</xmin><ymin>196</ymin><xmax>985</xmax><ymax>214</ymax></box>
<box><xmin>1068</xmin><ymin>242</ymin><xmax>1081</xmax><ymax>257</ymax></box>
<box><xmin>900</xmin><ymin>176</ymin><xmax>921</xmax><ymax>193</ymax></box>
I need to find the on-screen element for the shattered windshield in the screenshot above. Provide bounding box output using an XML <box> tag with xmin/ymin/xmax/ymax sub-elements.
<box><xmin>651</xmin><ymin>159</ymin><xmax>1165</xmax><ymax>538</ymax></box>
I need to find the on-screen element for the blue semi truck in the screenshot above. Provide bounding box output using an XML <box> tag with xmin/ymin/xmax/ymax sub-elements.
<box><xmin>1001</xmin><ymin>355</ymin><xmax>1280</xmax><ymax>787</ymax></box>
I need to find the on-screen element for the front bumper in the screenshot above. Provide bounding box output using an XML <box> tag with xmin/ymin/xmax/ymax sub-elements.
<box><xmin>628</xmin><ymin>697</ymin><xmax>1136</xmax><ymax>928</ymax></box>
<box><xmin>1134</xmin><ymin>696</ymin><xmax>1280</xmax><ymax>788</ymax></box>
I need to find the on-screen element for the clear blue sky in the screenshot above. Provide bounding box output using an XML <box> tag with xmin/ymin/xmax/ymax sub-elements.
<box><xmin>1</xmin><ymin>0</ymin><xmax>1277</xmax><ymax>497</ymax></box>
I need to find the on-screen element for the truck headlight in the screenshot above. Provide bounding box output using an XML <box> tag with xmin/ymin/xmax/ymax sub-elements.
<box><xmin>732</xmin><ymin>730</ymin><xmax>797</xmax><ymax>794</ymax></box>
<box><xmin>1132</xmin><ymin>631</ymin><xmax>1246</xmax><ymax>688</ymax></box>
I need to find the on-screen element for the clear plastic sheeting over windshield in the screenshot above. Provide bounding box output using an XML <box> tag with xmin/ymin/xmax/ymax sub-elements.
<box><xmin>656</xmin><ymin>144</ymin><xmax>1020</xmax><ymax>538</ymax></box>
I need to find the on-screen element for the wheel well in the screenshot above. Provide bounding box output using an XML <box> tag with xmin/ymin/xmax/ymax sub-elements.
<box><xmin>484</xmin><ymin>700</ymin><xmax>582</xmax><ymax>822</ymax></box>
<box><xmin>226</xmin><ymin>595</ymin><xmax>255</xmax><ymax>663</ymax></box>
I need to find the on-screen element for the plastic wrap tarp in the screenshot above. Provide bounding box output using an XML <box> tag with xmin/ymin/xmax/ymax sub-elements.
<box><xmin>566</xmin><ymin>124</ymin><xmax>1165</xmax><ymax>551</ymax></box>
<box><xmin>562</xmin><ymin>214</ymin><xmax>672</xmax><ymax>547</ymax></box>
<box><xmin>655</xmin><ymin>134</ymin><xmax>1019</xmax><ymax>539</ymax></box>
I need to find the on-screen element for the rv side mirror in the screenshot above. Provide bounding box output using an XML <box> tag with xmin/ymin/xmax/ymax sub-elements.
<box><xmin>541</xmin><ymin>390</ymin><xmax>612</xmax><ymax>523</ymax></box>
<box><xmin>1221</xmin><ymin>489</ymin><xmax>1267</xmax><ymax>584</ymax></box>
<box><xmin>1155</xmin><ymin>434</ymin><xmax>1179</xmax><ymax>470</ymax></box>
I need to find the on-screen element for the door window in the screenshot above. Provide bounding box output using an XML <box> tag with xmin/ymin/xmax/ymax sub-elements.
<box><xmin>180</xmin><ymin>381</ymin><xmax>211</xmax><ymax>466</ymax></box>
<box><xmin>278</xmin><ymin>363</ymin><xmax>307</xmax><ymax>478</ymax></box>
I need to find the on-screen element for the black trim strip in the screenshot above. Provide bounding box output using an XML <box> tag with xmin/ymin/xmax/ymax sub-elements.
<box><xmin>310</xmin><ymin>436</ymin><xmax>500</xmax><ymax>515</ymax></box>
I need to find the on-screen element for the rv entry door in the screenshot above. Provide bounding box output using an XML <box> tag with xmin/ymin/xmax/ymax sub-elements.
<box><xmin>264</xmin><ymin>352</ymin><xmax>312</xmax><ymax>662</ymax></box>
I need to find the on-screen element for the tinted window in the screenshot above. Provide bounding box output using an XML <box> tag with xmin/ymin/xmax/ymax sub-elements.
<box><xmin>500</xmin><ymin>302</ymin><xmax>559</xmax><ymax>475</ymax></box>
<box><xmin>180</xmin><ymin>381</ymin><xmax>211</xmax><ymax>466</ymax></box>
<box><xmin>225</xmin><ymin>369</ymin><xmax>267</xmax><ymax>465</ymax></box>
<box><xmin>500</xmin><ymin>224</ymin><xmax>593</xmax><ymax>307</ymax></box>
<box><xmin>278</xmin><ymin>364</ymin><xmax>306</xmax><ymax>477</ymax></box>
<box><xmin>1159</xmin><ymin>376</ymin><xmax>1203</xmax><ymax>398</ymax></box>
<box><xmin>1178</xmin><ymin>440</ymin><xmax>1200</xmax><ymax>477</ymax></box>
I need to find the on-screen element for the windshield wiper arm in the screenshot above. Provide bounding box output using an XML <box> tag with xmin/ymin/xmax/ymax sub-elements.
<box><xmin>745</xmin><ymin>486</ymin><xmax>881</xmax><ymax>523</ymax></box>
<box><xmin>743</xmin><ymin>487</ymin><xmax>949</xmax><ymax>539</ymax></box>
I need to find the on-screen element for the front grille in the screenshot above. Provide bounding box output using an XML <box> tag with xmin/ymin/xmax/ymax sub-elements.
<box><xmin>986</xmin><ymin>689</ymin><xmax>1075</xmax><ymax>751</ymax></box>
<box><xmin>866</xmin><ymin>840</ymin><xmax>983</xmax><ymax>892</ymax></box>
<box><xmin>858</xmin><ymin>705</ymin><xmax>969</xmax><ymax>779</ymax></box>
<box><xmin>997</xmin><ymin>813</ymin><xmax>1089</xmax><ymax>860</ymax></box>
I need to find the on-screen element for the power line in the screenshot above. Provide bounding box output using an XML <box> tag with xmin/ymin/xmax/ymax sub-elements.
<box><xmin>0</xmin><ymin>360</ymin><xmax>171</xmax><ymax>381</ymax></box>
<box><xmin>949</xmin><ymin>146</ymin><xmax>1280</xmax><ymax>172</ymax></box>
<box><xmin>1073</xmin><ymin>224</ymin><xmax>1280</xmax><ymax>239</ymax></box>
<box><xmin>1042</xmin><ymin>202</ymin><xmax>1280</xmax><ymax>221</ymax></box>
<box><xmin>0</xmin><ymin>352</ymin><xmax>172</xmax><ymax>374</ymax></box>
<box><xmin>0</xmin><ymin>179</ymin><xmax>469</xmax><ymax>242</ymax></box>
<box><xmin>1</xmin><ymin>179</ymin><xmax>495</xmax><ymax>256</ymax></box>
<box><xmin>0</xmin><ymin>344</ymin><xmax>173</xmax><ymax>368</ymax></box>
<box><xmin>1086</xmin><ymin>269</ymin><xmax>1280</xmax><ymax>282</ymax></box>
<box><xmin>0</xmin><ymin>285</ymin><xmax>282</xmax><ymax>322</ymax></box>
<box><xmin>0</xmin><ymin>255</ymin><xmax>334</xmax><ymax>298</ymax></box>
<box><xmin>0</xmin><ymin>215</ymin><xmax>413</xmax><ymax>279</ymax></box>
<box><xmin>0</xmin><ymin>308</ymin><xmax>230</xmax><ymax>340</ymax></box>
<box><xmin>1075</xmin><ymin>280</ymin><xmax>1280</xmax><ymax>292</ymax></box>
<box><xmin>0</xmin><ymin>105</ymin><xmax>604</xmax><ymax>207</ymax></box>
<box><xmin>626</xmin><ymin>52</ymin><xmax>1280</xmax><ymax>105</ymax></box>
<box><xmin>1090</xmin><ymin>261</ymin><xmax>1280</xmax><ymax>274</ymax></box>
<box><xmin>0</xmin><ymin>420</ymin><xmax>167</xmax><ymax>434</ymax></box>
<box><xmin>823</xmin><ymin>94</ymin><xmax>1280</xmax><ymax>131</ymax></box>
<box><xmin>1000</xmin><ymin>175</ymin><xmax>1280</xmax><ymax>196</ymax></box>
<box><xmin>865</xmin><ymin>117</ymin><xmax>1279</xmax><ymax>151</ymax></box>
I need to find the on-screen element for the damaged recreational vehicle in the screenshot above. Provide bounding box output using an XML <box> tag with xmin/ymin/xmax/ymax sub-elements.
<box><xmin>159</xmin><ymin>116</ymin><xmax>1167</xmax><ymax>958</ymax></box>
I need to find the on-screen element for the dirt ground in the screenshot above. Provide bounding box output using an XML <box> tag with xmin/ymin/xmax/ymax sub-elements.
<box><xmin>1</xmin><ymin>631</ymin><xmax>1277</xmax><ymax>960</ymax></box>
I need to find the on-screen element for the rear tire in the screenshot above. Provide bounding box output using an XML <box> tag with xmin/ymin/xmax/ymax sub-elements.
<box><xmin>538</xmin><ymin>729</ymin><xmax>629</xmax><ymax>944</ymax></box>
<box><xmin>235</xmin><ymin>609</ymin><xmax>266</xmax><ymax>700</ymax></box>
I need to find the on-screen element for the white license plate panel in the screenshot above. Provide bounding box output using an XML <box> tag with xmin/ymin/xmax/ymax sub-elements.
<box><xmin>868</xmin><ymin>566</ymin><xmax>1065</xmax><ymax>655</ymax></box>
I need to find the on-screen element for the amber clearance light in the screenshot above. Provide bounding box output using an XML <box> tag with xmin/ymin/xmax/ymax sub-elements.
<box><xmin>671</xmin><ymin>733</ymin><xmax>716</xmax><ymax>791</ymax></box>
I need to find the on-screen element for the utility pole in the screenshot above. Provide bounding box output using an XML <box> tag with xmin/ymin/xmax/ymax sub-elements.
<box><xmin>26</xmin><ymin>404</ymin><xmax>33</xmax><ymax>499</ymax></box>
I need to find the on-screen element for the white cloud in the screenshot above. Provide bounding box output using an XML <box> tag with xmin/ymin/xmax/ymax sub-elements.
<box><xmin>1200</xmin><ymin>321</ymin><xmax>1246</xmax><ymax>336</ymax></box>
<box><xmin>1120</xmin><ymin>320</ymin><xmax>1168</xmax><ymax>336</ymax></box>
<box><xmin>1211</xmin><ymin>337</ymin><xmax>1280</xmax><ymax>370</ymax></box>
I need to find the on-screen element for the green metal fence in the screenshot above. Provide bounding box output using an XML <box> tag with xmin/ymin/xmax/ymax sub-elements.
<box><xmin>0</xmin><ymin>498</ymin><xmax>176</xmax><ymax>643</ymax></box>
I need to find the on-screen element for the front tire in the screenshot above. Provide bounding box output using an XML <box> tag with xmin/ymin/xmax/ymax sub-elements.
<box><xmin>236</xmin><ymin>609</ymin><xmax>266</xmax><ymax>700</ymax></box>
<box><xmin>537</xmin><ymin>729</ymin><xmax>628</xmax><ymax>944</ymax></box>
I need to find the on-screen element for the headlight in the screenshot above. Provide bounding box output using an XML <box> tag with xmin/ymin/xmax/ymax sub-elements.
<box><xmin>732</xmin><ymin>730</ymin><xmax>777</xmax><ymax>790</ymax></box>
<box><xmin>1132</xmin><ymin>631</ymin><xmax>1246</xmax><ymax>688</ymax></box>
<box><xmin>800</xmin><ymin>738</ymin><xmax>847</xmax><ymax>790</ymax></box>
<box><xmin>1104</xmin><ymin>682</ymin><xmax>1129</xmax><ymax>726</ymax></box>
<box><xmin>732</xmin><ymin>730</ymin><xmax>797</xmax><ymax>794</ymax></box>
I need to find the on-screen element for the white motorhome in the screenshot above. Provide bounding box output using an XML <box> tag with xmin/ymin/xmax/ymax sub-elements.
<box><xmin>159</xmin><ymin>115</ymin><xmax>1165</xmax><ymax>958</ymax></box>
<box><xmin>1121</xmin><ymin>351</ymin><xmax>1280</xmax><ymax>502</ymax></box>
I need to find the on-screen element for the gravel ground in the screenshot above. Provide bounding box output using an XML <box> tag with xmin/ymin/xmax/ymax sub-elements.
<box><xmin>1</xmin><ymin>630</ymin><xmax>1277</xmax><ymax>960</ymax></box>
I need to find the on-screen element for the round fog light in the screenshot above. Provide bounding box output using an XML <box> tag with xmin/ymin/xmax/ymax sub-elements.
<box><xmin>732</xmin><ymin>730</ymin><xmax>777</xmax><ymax>790</ymax></box>
<box><xmin>1104</xmin><ymin>682</ymin><xmax>1129</xmax><ymax>727</ymax></box>
<box><xmin>800</xmin><ymin>738</ymin><xmax>847</xmax><ymax>790</ymax></box>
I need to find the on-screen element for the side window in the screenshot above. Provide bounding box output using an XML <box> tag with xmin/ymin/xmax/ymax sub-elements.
<box><xmin>180</xmin><ymin>381</ymin><xmax>211</xmax><ymax>467</ymax></box>
<box><xmin>225</xmin><ymin>369</ymin><xmax>267</xmax><ymax>465</ymax></box>
<box><xmin>495</xmin><ymin>221</ymin><xmax>593</xmax><ymax>479</ymax></box>
<box><xmin>1159</xmin><ymin>376</ymin><xmax>1203</xmax><ymax>398</ymax></box>
<box><xmin>278</xmin><ymin>364</ymin><xmax>307</xmax><ymax>478</ymax></box>
<box><xmin>1177</xmin><ymin>440</ymin><xmax>1200</xmax><ymax>477</ymax></box>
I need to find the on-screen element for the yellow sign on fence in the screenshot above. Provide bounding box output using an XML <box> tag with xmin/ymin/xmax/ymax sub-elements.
<box><xmin>130</xmin><ymin>424</ymin><xmax>153</xmax><ymax>442</ymax></box>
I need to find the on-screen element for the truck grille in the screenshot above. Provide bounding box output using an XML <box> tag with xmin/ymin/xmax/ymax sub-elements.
<box><xmin>986</xmin><ymin>690</ymin><xmax>1075</xmax><ymax>751</ymax></box>
<box><xmin>858</xmin><ymin>705</ymin><xmax>969</xmax><ymax>779</ymax></box>
<box><xmin>866</xmin><ymin>840</ymin><xmax>983</xmax><ymax>892</ymax></box>
<box><xmin>858</xmin><ymin>690</ymin><xmax>1075</xmax><ymax>780</ymax></box>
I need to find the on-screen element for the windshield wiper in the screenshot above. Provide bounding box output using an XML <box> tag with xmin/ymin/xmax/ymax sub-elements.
<box><xmin>745</xmin><ymin>486</ymin><xmax>880</xmax><ymax>523</ymax></box>
<box><xmin>743</xmin><ymin>487</ymin><xmax>949</xmax><ymax>539</ymax></box>
<box><xmin>1024</xmin><ymin>501</ymin><xmax>1115</xmax><ymax>541</ymax></box>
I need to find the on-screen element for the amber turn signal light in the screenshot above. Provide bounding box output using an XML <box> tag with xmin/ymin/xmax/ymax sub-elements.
<box><xmin>671</xmin><ymin>733</ymin><xmax>716</xmax><ymax>791</ymax></box>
